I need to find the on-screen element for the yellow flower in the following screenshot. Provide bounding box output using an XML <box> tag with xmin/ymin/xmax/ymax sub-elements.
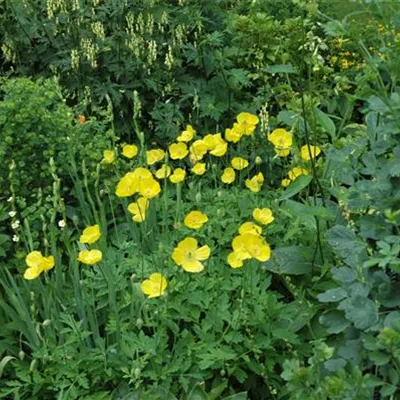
<box><xmin>172</xmin><ymin>237</ymin><xmax>210</xmax><ymax>273</ymax></box>
<box><xmin>128</xmin><ymin>197</ymin><xmax>149</xmax><ymax>222</ymax></box>
<box><xmin>288</xmin><ymin>167</ymin><xmax>309</xmax><ymax>181</ymax></box>
<box><xmin>184</xmin><ymin>210</ymin><xmax>208</xmax><ymax>230</ymax></box>
<box><xmin>122</xmin><ymin>144</ymin><xmax>138</xmax><ymax>159</ymax></box>
<box><xmin>240</xmin><ymin>234</ymin><xmax>271</xmax><ymax>262</ymax></box>
<box><xmin>231</xmin><ymin>157</ymin><xmax>249</xmax><ymax>170</ymax></box>
<box><xmin>232</xmin><ymin>235</ymin><xmax>252</xmax><ymax>261</ymax></box>
<box><xmin>170</xmin><ymin>168</ymin><xmax>186</xmax><ymax>183</ymax></box>
<box><xmin>221</xmin><ymin>167</ymin><xmax>236</xmax><ymax>184</ymax></box>
<box><xmin>155</xmin><ymin>164</ymin><xmax>172</xmax><ymax>179</ymax></box>
<box><xmin>300</xmin><ymin>145</ymin><xmax>321</xmax><ymax>161</ymax></box>
<box><xmin>133</xmin><ymin>167</ymin><xmax>153</xmax><ymax>180</ymax></box>
<box><xmin>140</xmin><ymin>273</ymin><xmax>168</xmax><ymax>298</ymax></box>
<box><xmin>77</xmin><ymin>249</ymin><xmax>103</xmax><ymax>265</ymax></box>
<box><xmin>177</xmin><ymin>125</ymin><xmax>195</xmax><ymax>142</ymax></box>
<box><xmin>236</xmin><ymin>112</ymin><xmax>259</xmax><ymax>136</ymax></box>
<box><xmin>115</xmin><ymin>172</ymin><xmax>138</xmax><ymax>198</ymax></box>
<box><xmin>225</xmin><ymin>126</ymin><xmax>242</xmax><ymax>143</ymax></box>
<box><xmin>103</xmin><ymin>150</ymin><xmax>115</xmax><ymax>164</ymax></box>
<box><xmin>281</xmin><ymin>178</ymin><xmax>291</xmax><ymax>187</ymax></box>
<box><xmin>189</xmin><ymin>140</ymin><xmax>208</xmax><ymax>161</ymax></box>
<box><xmin>139</xmin><ymin>177</ymin><xmax>161</xmax><ymax>198</ymax></box>
<box><xmin>245</xmin><ymin>175</ymin><xmax>263</xmax><ymax>193</ymax></box>
<box><xmin>253</xmin><ymin>208</ymin><xmax>274</xmax><ymax>225</ymax></box>
<box><xmin>203</xmin><ymin>134</ymin><xmax>228</xmax><ymax>157</ymax></box>
<box><xmin>239</xmin><ymin>222</ymin><xmax>262</xmax><ymax>236</ymax></box>
<box><xmin>147</xmin><ymin>149</ymin><xmax>165</xmax><ymax>165</ymax></box>
<box><xmin>191</xmin><ymin>162</ymin><xmax>206</xmax><ymax>175</ymax></box>
<box><xmin>169</xmin><ymin>142</ymin><xmax>188</xmax><ymax>160</ymax></box>
<box><xmin>23</xmin><ymin>251</ymin><xmax>55</xmax><ymax>280</ymax></box>
<box><xmin>80</xmin><ymin>224</ymin><xmax>101</xmax><ymax>244</ymax></box>
<box><xmin>268</xmin><ymin>129</ymin><xmax>292</xmax><ymax>157</ymax></box>
<box><xmin>227</xmin><ymin>251</ymin><xmax>244</xmax><ymax>269</ymax></box>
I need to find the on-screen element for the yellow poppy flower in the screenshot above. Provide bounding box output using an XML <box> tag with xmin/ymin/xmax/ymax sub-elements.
<box><xmin>288</xmin><ymin>167</ymin><xmax>309</xmax><ymax>181</ymax></box>
<box><xmin>300</xmin><ymin>145</ymin><xmax>321</xmax><ymax>161</ymax></box>
<box><xmin>253</xmin><ymin>208</ymin><xmax>274</xmax><ymax>225</ymax></box>
<box><xmin>232</xmin><ymin>235</ymin><xmax>252</xmax><ymax>260</ymax></box>
<box><xmin>231</xmin><ymin>157</ymin><xmax>249</xmax><ymax>170</ymax></box>
<box><xmin>225</xmin><ymin>126</ymin><xmax>242</xmax><ymax>143</ymax></box>
<box><xmin>122</xmin><ymin>144</ymin><xmax>138</xmax><ymax>159</ymax></box>
<box><xmin>191</xmin><ymin>162</ymin><xmax>206</xmax><ymax>175</ymax></box>
<box><xmin>281</xmin><ymin>178</ymin><xmax>291</xmax><ymax>187</ymax></box>
<box><xmin>77</xmin><ymin>249</ymin><xmax>103</xmax><ymax>265</ymax></box>
<box><xmin>184</xmin><ymin>210</ymin><xmax>208</xmax><ymax>229</ymax></box>
<box><xmin>80</xmin><ymin>224</ymin><xmax>101</xmax><ymax>244</ymax></box>
<box><xmin>133</xmin><ymin>167</ymin><xmax>153</xmax><ymax>180</ymax></box>
<box><xmin>23</xmin><ymin>251</ymin><xmax>55</xmax><ymax>280</ymax></box>
<box><xmin>221</xmin><ymin>167</ymin><xmax>236</xmax><ymax>184</ymax></box>
<box><xmin>115</xmin><ymin>172</ymin><xmax>138</xmax><ymax>198</ymax></box>
<box><xmin>172</xmin><ymin>237</ymin><xmax>210</xmax><ymax>273</ymax></box>
<box><xmin>236</xmin><ymin>112</ymin><xmax>259</xmax><ymax>136</ymax></box>
<box><xmin>245</xmin><ymin>175</ymin><xmax>263</xmax><ymax>193</ymax></box>
<box><xmin>169</xmin><ymin>142</ymin><xmax>189</xmax><ymax>160</ymax></box>
<box><xmin>155</xmin><ymin>164</ymin><xmax>172</xmax><ymax>179</ymax></box>
<box><xmin>139</xmin><ymin>178</ymin><xmax>161</xmax><ymax>198</ymax></box>
<box><xmin>202</xmin><ymin>133</ymin><xmax>228</xmax><ymax>157</ymax></box>
<box><xmin>128</xmin><ymin>197</ymin><xmax>149</xmax><ymax>222</ymax></box>
<box><xmin>169</xmin><ymin>168</ymin><xmax>186</xmax><ymax>183</ymax></box>
<box><xmin>227</xmin><ymin>251</ymin><xmax>244</xmax><ymax>269</ymax></box>
<box><xmin>189</xmin><ymin>140</ymin><xmax>208</xmax><ymax>161</ymax></box>
<box><xmin>241</xmin><ymin>234</ymin><xmax>271</xmax><ymax>262</ymax></box>
<box><xmin>268</xmin><ymin>129</ymin><xmax>292</xmax><ymax>157</ymax></box>
<box><xmin>238</xmin><ymin>222</ymin><xmax>262</xmax><ymax>236</ymax></box>
<box><xmin>147</xmin><ymin>149</ymin><xmax>165</xmax><ymax>165</ymax></box>
<box><xmin>103</xmin><ymin>150</ymin><xmax>115</xmax><ymax>164</ymax></box>
<box><xmin>177</xmin><ymin>125</ymin><xmax>195</xmax><ymax>142</ymax></box>
<box><xmin>140</xmin><ymin>273</ymin><xmax>168</xmax><ymax>298</ymax></box>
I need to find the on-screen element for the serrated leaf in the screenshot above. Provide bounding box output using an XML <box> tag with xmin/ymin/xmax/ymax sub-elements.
<box><xmin>186</xmin><ymin>383</ymin><xmax>209</xmax><ymax>400</ymax></box>
<box><xmin>338</xmin><ymin>296</ymin><xmax>379</xmax><ymax>330</ymax></box>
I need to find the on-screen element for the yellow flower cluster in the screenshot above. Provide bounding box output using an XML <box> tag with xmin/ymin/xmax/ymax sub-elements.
<box><xmin>227</xmin><ymin>208</ymin><xmax>274</xmax><ymax>269</ymax></box>
<box><xmin>78</xmin><ymin>224</ymin><xmax>102</xmax><ymax>265</ymax></box>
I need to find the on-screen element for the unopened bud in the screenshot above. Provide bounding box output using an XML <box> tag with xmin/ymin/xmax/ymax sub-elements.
<box><xmin>255</xmin><ymin>156</ymin><xmax>262</xmax><ymax>165</ymax></box>
<box><xmin>136</xmin><ymin>318</ymin><xmax>143</xmax><ymax>329</ymax></box>
<box><xmin>19</xmin><ymin>350</ymin><xmax>25</xmax><ymax>360</ymax></box>
<box><xmin>195</xmin><ymin>193</ymin><xmax>202</xmax><ymax>202</ymax></box>
<box><xmin>42</xmin><ymin>319</ymin><xmax>52</xmax><ymax>327</ymax></box>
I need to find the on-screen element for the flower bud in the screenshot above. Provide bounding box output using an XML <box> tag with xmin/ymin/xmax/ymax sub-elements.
<box><xmin>136</xmin><ymin>318</ymin><xmax>143</xmax><ymax>329</ymax></box>
<box><xmin>42</xmin><ymin>319</ymin><xmax>52</xmax><ymax>327</ymax></box>
<box><xmin>255</xmin><ymin>156</ymin><xmax>262</xmax><ymax>165</ymax></box>
<box><xmin>19</xmin><ymin>350</ymin><xmax>25</xmax><ymax>360</ymax></box>
<box><xmin>195</xmin><ymin>193</ymin><xmax>202</xmax><ymax>202</ymax></box>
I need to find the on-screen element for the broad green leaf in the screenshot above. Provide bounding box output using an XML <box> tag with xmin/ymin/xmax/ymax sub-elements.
<box><xmin>317</xmin><ymin>288</ymin><xmax>347</xmax><ymax>303</ymax></box>
<box><xmin>266</xmin><ymin>64</ymin><xmax>297</xmax><ymax>74</ymax></box>
<box><xmin>264</xmin><ymin>246</ymin><xmax>313</xmax><ymax>275</ymax></box>
<box><xmin>209</xmin><ymin>382</ymin><xmax>228</xmax><ymax>400</ymax></box>
<box><xmin>324</xmin><ymin>358</ymin><xmax>346</xmax><ymax>372</ymax></box>
<box><xmin>319</xmin><ymin>310</ymin><xmax>350</xmax><ymax>334</ymax></box>
<box><xmin>314</xmin><ymin>107</ymin><xmax>336</xmax><ymax>139</ymax></box>
<box><xmin>338</xmin><ymin>296</ymin><xmax>379</xmax><ymax>330</ymax></box>
<box><xmin>279</xmin><ymin>175</ymin><xmax>313</xmax><ymax>200</ymax></box>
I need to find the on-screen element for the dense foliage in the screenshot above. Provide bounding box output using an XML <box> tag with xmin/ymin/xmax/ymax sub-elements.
<box><xmin>1</xmin><ymin>0</ymin><xmax>400</xmax><ymax>399</ymax></box>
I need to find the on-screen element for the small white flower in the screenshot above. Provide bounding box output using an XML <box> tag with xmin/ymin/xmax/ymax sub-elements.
<box><xmin>7</xmin><ymin>197</ymin><xmax>13</xmax><ymax>202</ymax></box>
<box><xmin>12</xmin><ymin>235</ymin><xmax>20</xmax><ymax>242</ymax></box>
<box><xmin>58</xmin><ymin>220</ymin><xmax>66</xmax><ymax>229</ymax></box>
<box><xmin>9</xmin><ymin>211</ymin><xmax>17</xmax><ymax>218</ymax></box>
<box><xmin>11</xmin><ymin>220</ymin><xmax>20</xmax><ymax>229</ymax></box>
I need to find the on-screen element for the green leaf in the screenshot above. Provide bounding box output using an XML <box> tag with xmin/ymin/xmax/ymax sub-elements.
<box><xmin>266</xmin><ymin>64</ymin><xmax>297</xmax><ymax>74</ymax></box>
<box><xmin>338</xmin><ymin>296</ymin><xmax>379</xmax><ymax>330</ymax></box>
<box><xmin>279</xmin><ymin>175</ymin><xmax>313</xmax><ymax>200</ymax></box>
<box><xmin>314</xmin><ymin>107</ymin><xmax>336</xmax><ymax>139</ymax></box>
<box><xmin>319</xmin><ymin>310</ymin><xmax>351</xmax><ymax>334</ymax></box>
<box><xmin>186</xmin><ymin>383</ymin><xmax>209</xmax><ymax>400</ymax></box>
<box><xmin>264</xmin><ymin>246</ymin><xmax>313</xmax><ymax>275</ymax></box>
<box><xmin>369</xmin><ymin>351</ymin><xmax>391</xmax><ymax>366</ymax></box>
<box><xmin>317</xmin><ymin>288</ymin><xmax>347</xmax><ymax>303</ymax></box>
<box><xmin>209</xmin><ymin>382</ymin><xmax>228</xmax><ymax>400</ymax></box>
<box><xmin>0</xmin><ymin>356</ymin><xmax>15</xmax><ymax>378</ymax></box>
<box><xmin>223</xmin><ymin>393</ymin><xmax>248</xmax><ymax>400</ymax></box>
